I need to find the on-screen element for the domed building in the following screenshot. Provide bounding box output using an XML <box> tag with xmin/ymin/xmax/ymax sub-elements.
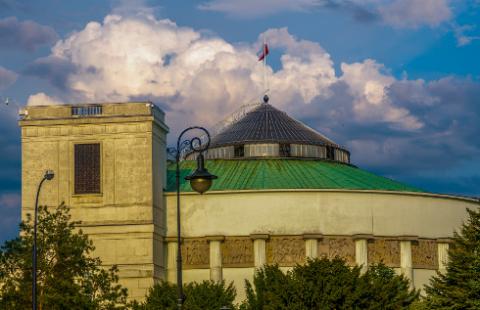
<box><xmin>19</xmin><ymin>100</ymin><xmax>479</xmax><ymax>301</ymax></box>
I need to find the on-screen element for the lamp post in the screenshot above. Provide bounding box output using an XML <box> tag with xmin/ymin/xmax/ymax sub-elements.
<box><xmin>173</xmin><ymin>127</ymin><xmax>217</xmax><ymax>309</ymax></box>
<box><xmin>32</xmin><ymin>170</ymin><xmax>54</xmax><ymax>310</ymax></box>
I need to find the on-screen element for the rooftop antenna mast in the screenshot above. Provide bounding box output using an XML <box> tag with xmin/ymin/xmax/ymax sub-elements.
<box><xmin>1</xmin><ymin>96</ymin><xmax>28</xmax><ymax>119</ymax></box>
<box><xmin>2</xmin><ymin>96</ymin><xmax>21</xmax><ymax>108</ymax></box>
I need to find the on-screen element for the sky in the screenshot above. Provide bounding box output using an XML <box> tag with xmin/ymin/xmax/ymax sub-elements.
<box><xmin>0</xmin><ymin>0</ymin><xmax>479</xmax><ymax>243</ymax></box>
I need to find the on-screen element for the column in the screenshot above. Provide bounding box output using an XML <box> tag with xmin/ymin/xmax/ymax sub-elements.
<box><xmin>303</xmin><ymin>234</ymin><xmax>323</xmax><ymax>260</ymax></box>
<box><xmin>437</xmin><ymin>238</ymin><xmax>451</xmax><ymax>273</ymax></box>
<box><xmin>353</xmin><ymin>234</ymin><xmax>371</xmax><ymax>274</ymax></box>
<box><xmin>400</xmin><ymin>236</ymin><xmax>416</xmax><ymax>287</ymax></box>
<box><xmin>207</xmin><ymin>236</ymin><xmax>225</xmax><ymax>282</ymax></box>
<box><xmin>165</xmin><ymin>237</ymin><xmax>178</xmax><ymax>284</ymax></box>
<box><xmin>250</xmin><ymin>234</ymin><xmax>269</xmax><ymax>269</ymax></box>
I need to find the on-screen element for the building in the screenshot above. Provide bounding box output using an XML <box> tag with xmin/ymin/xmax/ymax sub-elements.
<box><xmin>19</xmin><ymin>100</ymin><xmax>479</xmax><ymax>301</ymax></box>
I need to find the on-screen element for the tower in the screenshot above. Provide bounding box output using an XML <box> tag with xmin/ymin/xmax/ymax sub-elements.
<box><xmin>19</xmin><ymin>102</ymin><xmax>168</xmax><ymax>299</ymax></box>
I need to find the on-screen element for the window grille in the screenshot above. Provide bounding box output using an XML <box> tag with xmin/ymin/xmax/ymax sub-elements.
<box><xmin>234</xmin><ymin>145</ymin><xmax>244</xmax><ymax>158</ymax></box>
<box><xmin>74</xmin><ymin>143</ymin><xmax>101</xmax><ymax>194</ymax></box>
<box><xmin>326</xmin><ymin>145</ymin><xmax>335</xmax><ymax>160</ymax></box>
<box><xmin>72</xmin><ymin>105</ymin><xmax>102</xmax><ymax>116</ymax></box>
<box><xmin>279</xmin><ymin>143</ymin><xmax>291</xmax><ymax>157</ymax></box>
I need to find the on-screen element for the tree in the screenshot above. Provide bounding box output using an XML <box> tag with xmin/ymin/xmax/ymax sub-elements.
<box><xmin>241</xmin><ymin>257</ymin><xmax>418</xmax><ymax>309</ymax></box>
<box><xmin>134</xmin><ymin>280</ymin><xmax>237</xmax><ymax>310</ymax></box>
<box><xmin>423</xmin><ymin>208</ymin><xmax>480</xmax><ymax>309</ymax></box>
<box><xmin>0</xmin><ymin>203</ymin><xmax>128</xmax><ymax>309</ymax></box>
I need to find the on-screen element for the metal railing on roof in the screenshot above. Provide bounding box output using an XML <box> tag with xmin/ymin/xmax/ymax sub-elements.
<box><xmin>72</xmin><ymin>105</ymin><xmax>102</xmax><ymax>116</ymax></box>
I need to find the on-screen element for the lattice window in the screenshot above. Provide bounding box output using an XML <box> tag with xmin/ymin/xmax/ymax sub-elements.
<box><xmin>72</xmin><ymin>105</ymin><xmax>102</xmax><ymax>116</ymax></box>
<box><xmin>326</xmin><ymin>145</ymin><xmax>335</xmax><ymax>160</ymax></box>
<box><xmin>74</xmin><ymin>143</ymin><xmax>101</xmax><ymax>194</ymax></box>
<box><xmin>279</xmin><ymin>143</ymin><xmax>291</xmax><ymax>157</ymax></box>
<box><xmin>234</xmin><ymin>144</ymin><xmax>244</xmax><ymax>158</ymax></box>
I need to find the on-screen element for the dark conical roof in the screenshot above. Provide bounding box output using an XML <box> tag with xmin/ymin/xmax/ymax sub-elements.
<box><xmin>210</xmin><ymin>103</ymin><xmax>338</xmax><ymax>148</ymax></box>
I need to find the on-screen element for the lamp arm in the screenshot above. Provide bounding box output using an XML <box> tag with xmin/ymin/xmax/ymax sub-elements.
<box><xmin>175</xmin><ymin>126</ymin><xmax>211</xmax><ymax>160</ymax></box>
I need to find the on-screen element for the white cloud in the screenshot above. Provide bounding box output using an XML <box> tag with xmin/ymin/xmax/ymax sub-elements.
<box><xmin>198</xmin><ymin>0</ymin><xmax>323</xmax><ymax>18</ymax></box>
<box><xmin>453</xmin><ymin>24</ymin><xmax>480</xmax><ymax>47</ymax></box>
<box><xmin>0</xmin><ymin>16</ymin><xmax>58</xmax><ymax>51</ymax></box>
<box><xmin>30</xmin><ymin>13</ymin><xmax>425</xmax><ymax>134</ymax></box>
<box><xmin>0</xmin><ymin>66</ymin><xmax>18</xmax><ymax>90</ymax></box>
<box><xmin>260</xmin><ymin>28</ymin><xmax>337</xmax><ymax>105</ymax></box>
<box><xmin>30</xmin><ymin>14</ymin><xmax>344</xmax><ymax>133</ymax></box>
<box><xmin>198</xmin><ymin>0</ymin><xmax>453</xmax><ymax>29</ymax></box>
<box><xmin>16</xmin><ymin>9</ymin><xmax>480</xmax><ymax>192</ymax></box>
<box><xmin>340</xmin><ymin>59</ymin><xmax>423</xmax><ymax>130</ymax></box>
<box><xmin>27</xmin><ymin>92</ymin><xmax>63</xmax><ymax>106</ymax></box>
<box><xmin>378</xmin><ymin>0</ymin><xmax>452</xmax><ymax>28</ymax></box>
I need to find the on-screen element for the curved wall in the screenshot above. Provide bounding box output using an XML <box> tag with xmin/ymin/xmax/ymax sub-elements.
<box><xmin>201</xmin><ymin>144</ymin><xmax>350</xmax><ymax>163</ymax></box>
<box><xmin>165</xmin><ymin>190</ymin><xmax>477</xmax><ymax>237</ymax></box>
<box><xmin>162</xmin><ymin>190</ymin><xmax>479</xmax><ymax>301</ymax></box>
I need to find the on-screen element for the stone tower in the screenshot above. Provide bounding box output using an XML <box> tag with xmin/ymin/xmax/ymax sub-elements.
<box><xmin>19</xmin><ymin>102</ymin><xmax>168</xmax><ymax>300</ymax></box>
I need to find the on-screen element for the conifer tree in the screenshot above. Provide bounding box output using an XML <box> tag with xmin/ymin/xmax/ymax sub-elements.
<box><xmin>0</xmin><ymin>203</ymin><xmax>128</xmax><ymax>309</ymax></box>
<box><xmin>134</xmin><ymin>280</ymin><xmax>236</xmax><ymax>310</ymax></box>
<box><xmin>241</xmin><ymin>257</ymin><xmax>418</xmax><ymax>309</ymax></box>
<box><xmin>423</xmin><ymin>208</ymin><xmax>480</xmax><ymax>309</ymax></box>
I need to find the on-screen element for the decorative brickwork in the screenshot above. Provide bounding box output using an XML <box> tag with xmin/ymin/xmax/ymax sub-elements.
<box><xmin>367</xmin><ymin>239</ymin><xmax>400</xmax><ymax>267</ymax></box>
<box><xmin>412</xmin><ymin>239</ymin><xmax>438</xmax><ymax>269</ymax></box>
<box><xmin>318</xmin><ymin>237</ymin><xmax>355</xmax><ymax>265</ymax></box>
<box><xmin>222</xmin><ymin>237</ymin><xmax>254</xmax><ymax>267</ymax></box>
<box><xmin>182</xmin><ymin>239</ymin><xmax>209</xmax><ymax>269</ymax></box>
<box><xmin>267</xmin><ymin>236</ymin><xmax>305</xmax><ymax>266</ymax></box>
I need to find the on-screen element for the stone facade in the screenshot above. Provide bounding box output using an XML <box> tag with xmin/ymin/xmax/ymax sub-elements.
<box><xmin>19</xmin><ymin>102</ymin><xmax>168</xmax><ymax>300</ymax></box>
<box><xmin>166</xmin><ymin>236</ymin><xmax>441</xmax><ymax>270</ymax></box>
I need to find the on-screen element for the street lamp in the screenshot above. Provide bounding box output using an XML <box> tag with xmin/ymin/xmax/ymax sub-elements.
<box><xmin>185</xmin><ymin>152</ymin><xmax>216</xmax><ymax>194</ymax></box>
<box><xmin>32</xmin><ymin>170</ymin><xmax>54</xmax><ymax>310</ymax></box>
<box><xmin>173</xmin><ymin>127</ymin><xmax>217</xmax><ymax>309</ymax></box>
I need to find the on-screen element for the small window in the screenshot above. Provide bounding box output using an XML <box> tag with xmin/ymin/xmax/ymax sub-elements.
<box><xmin>72</xmin><ymin>105</ymin><xmax>102</xmax><ymax>116</ymax></box>
<box><xmin>326</xmin><ymin>146</ymin><xmax>335</xmax><ymax>160</ymax></box>
<box><xmin>74</xmin><ymin>143</ymin><xmax>101</xmax><ymax>194</ymax></box>
<box><xmin>279</xmin><ymin>143</ymin><xmax>291</xmax><ymax>157</ymax></box>
<box><xmin>234</xmin><ymin>144</ymin><xmax>244</xmax><ymax>158</ymax></box>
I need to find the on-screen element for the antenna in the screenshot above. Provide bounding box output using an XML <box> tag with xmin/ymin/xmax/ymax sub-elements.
<box><xmin>1</xmin><ymin>96</ymin><xmax>21</xmax><ymax>108</ymax></box>
<box><xmin>1</xmin><ymin>96</ymin><xmax>27</xmax><ymax>119</ymax></box>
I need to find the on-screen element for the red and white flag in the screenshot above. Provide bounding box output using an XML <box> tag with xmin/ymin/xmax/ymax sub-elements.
<box><xmin>257</xmin><ymin>43</ymin><xmax>269</xmax><ymax>61</ymax></box>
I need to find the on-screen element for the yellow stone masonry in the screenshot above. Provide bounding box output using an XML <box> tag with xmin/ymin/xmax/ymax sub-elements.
<box><xmin>19</xmin><ymin>102</ymin><xmax>168</xmax><ymax>300</ymax></box>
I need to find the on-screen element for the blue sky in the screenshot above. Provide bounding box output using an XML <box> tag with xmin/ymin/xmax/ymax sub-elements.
<box><xmin>1</xmin><ymin>0</ymin><xmax>479</xmax><ymax>243</ymax></box>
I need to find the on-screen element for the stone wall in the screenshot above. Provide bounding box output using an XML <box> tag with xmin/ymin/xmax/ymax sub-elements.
<box><xmin>165</xmin><ymin>190</ymin><xmax>478</xmax><ymax>300</ymax></box>
<box><xmin>20</xmin><ymin>102</ymin><xmax>168</xmax><ymax>300</ymax></box>
<box><xmin>165</xmin><ymin>234</ymin><xmax>451</xmax><ymax>301</ymax></box>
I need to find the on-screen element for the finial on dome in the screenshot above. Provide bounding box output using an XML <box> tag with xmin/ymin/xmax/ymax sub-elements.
<box><xmin>263</xmin><ymin>94</ymin><xmax>269</xmax><ymax>104</ymax></box>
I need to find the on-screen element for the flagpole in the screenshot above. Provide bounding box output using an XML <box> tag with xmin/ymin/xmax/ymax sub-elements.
<box><xmin>263</xmin><ymin>37</ymin><xmax>266</xmax><ymax>95</ymax></box>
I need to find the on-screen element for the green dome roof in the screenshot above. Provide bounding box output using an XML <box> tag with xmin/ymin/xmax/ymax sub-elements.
<box><xmin>166</xmin><ymin>159</ymin><xmax>423</xmax><ymax>193</ymax></box>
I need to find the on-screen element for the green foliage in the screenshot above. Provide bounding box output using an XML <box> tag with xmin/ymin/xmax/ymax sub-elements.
<box><xmin>423</xmin><ymin>208</ymin><xmax>480</xmax><ymax>309</ymax></box>
<box><xmin>241</xmin><ymin>257</ymin><xmax>419</xmax><ymax>310</ymax></box>
<box><xmin>0</xmin><ymin>203</ymin><xmax>128</xmax><ymax>309</ymax></box>
<box><xmin>134</xmin><ymin>280</ymin><xmax>236</xmax><ymax>310</ymax></box>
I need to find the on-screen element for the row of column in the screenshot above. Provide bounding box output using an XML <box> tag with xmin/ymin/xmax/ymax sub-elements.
<box><xmin>353</xmin><ymin>235</ymin><xmax>450</xmax><ymax>285</ymax></box>
<box><xmin>166</xmin><ymin>235</ymin><xmax>451</xmax><ymax>285</ymax></box>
